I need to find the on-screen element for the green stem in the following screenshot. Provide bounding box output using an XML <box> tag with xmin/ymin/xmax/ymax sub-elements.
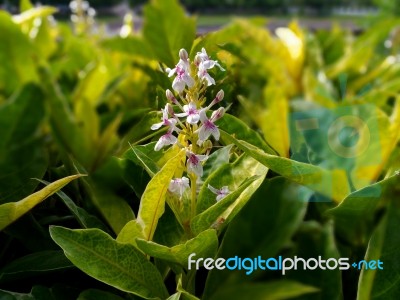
<box><xmin>190</xmin><ymin>173</ymin><xmax>197</xmax><ymax>219</ymax></box>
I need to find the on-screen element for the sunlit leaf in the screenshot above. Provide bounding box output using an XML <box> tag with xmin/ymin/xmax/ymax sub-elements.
<box><xmin>0</xmin><ymin>175</ymin><xmax>84</xmax><ymax>231</ymax></box>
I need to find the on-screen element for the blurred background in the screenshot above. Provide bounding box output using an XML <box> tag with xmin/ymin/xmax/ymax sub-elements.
<box><xmin>1</xmin><ymin>0</ymin><xmax>398</xmax><ymax>34</ymax></box>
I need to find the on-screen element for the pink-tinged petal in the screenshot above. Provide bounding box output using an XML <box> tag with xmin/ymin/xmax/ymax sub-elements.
<box><xmin>168</xmin><ymin>118</ymin><xmax>177</xmax><ymax>126</ymax></box>
<box><xmin>196</xmin><ymin>154</ymin><xmax>208</xmax><ymax>162</ymax></box>
<box><xmin>169</xmin><ymin>176</ymin><xmax>190</xmax><ymax>197</ymax></box>
<box><xmin>162</xmin><ymin>105</ymin><xmax>170</xmax><ymax>119</ymax></box>
<box><xmin>182</xmin><ymin>104</ymin><xmax>189</xmax><ymax>113</ymax></box>
<box><xmin>197</xmin><ymin>125</ymin><xmax>209</xmax><ymax>141</ymax></box>
<box><xmin>175</xmin><ymin>112</ymin><xmax>188</xmax><ymax>118</ymax></box>
<box><xmin>216</xmin><ymin>194</ymin><xmax>226</xmax><ymax>201</ymax></box>
<box><xmin>204</xmin><ymin>73</ymin><xmax>215</xmax><ymax>86</ymax></box>
<box><xmin>199</xmin><ymin>109</ymin><xmax>208</xmax><ymax>123</ymax></box>
<box><xmin>215</xmin><ymin>61</ymin><xmax>225</xmax><ymax>71</ymax></box>
<box><xmin>208</xmin><ymin>184</ymin><xmax>230</xmax><ymax>201</ymax></box>
<box><xmin>183</xmin><ymin>73</ymin><xmax>195</xmax><ymax>87</ymax></box>
<box><xmin>211</xmin><ymin>127</ymin><xmax>220</xmax><ymax>140</ymax></box>
<box><xmin>202</xmin><ymin>60</ymin><xmax>215</xmax><ymax>69</ymax></box>
<box><xmin>154</xmin><ymin>133</ymin><xmax>177</xmax><ymax>151</ymax></box>
<box><xmin>172</xmin><ymin>78</ymin><xmax>185</xmax><ymax>93</ymax></box>
<box><xmin>186</xmin><ymin>152</ymin><xmax>208</xmax><ymax>177</ymax></box>
<box><xmin>187</xmin><ymin>113</ymin><xmax>200</xmax><ymax>124</ymax></box>
<box><xmin>164</xmin><ymin>133</ymin><xmax>177</xmax><ymax>144</ymax></box>
<box><xmin>208</xmin><ymin>184</ymin><xmax>219</xmax><ymax>194</ymax></box>
<box><xmin>188</xmin><ymin>161</ymin><xmax>203</xmax><ymax>177</ymax></box>
<box><xmin>168</xmin><ymin>67</ymin><xmax>176</xmax><ymax>77</ymax></box>
<box><xmin>188</xmin><ymin>102</ymin><xmax>198</xmax><ymax>110</ymax></box>
<box><xmin>154</xmin><ymin>139</ymin><xmax>164</xmax><ymax>151</ymax></box>
<box><xmin>151</xmin><ymin>122</ymin><xmax>163</xmax><ymax>130</ymax></box>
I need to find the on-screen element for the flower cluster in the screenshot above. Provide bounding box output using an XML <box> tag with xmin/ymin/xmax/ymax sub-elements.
<box><xmin>69</xmin><ymin>0</ymin><xmax>96</xmax><ymax>34</ymax></box>
<box><xmin>151</xmin><ymin>48</ymin><xmax>230</xmax><ymax>203</ymax></box>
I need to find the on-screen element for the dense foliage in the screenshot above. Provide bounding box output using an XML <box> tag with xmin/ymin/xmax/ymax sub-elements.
<box><xmin>1</xmin><ymin>0</ymin><xmax>400</xmax><ymax>299</ymax></box>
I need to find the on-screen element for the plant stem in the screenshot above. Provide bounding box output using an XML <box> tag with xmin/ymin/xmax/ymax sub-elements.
<box><xmin>190</xmin><ymin>174</ymin><xmax>197</xmax><ymax>219</ymax></box>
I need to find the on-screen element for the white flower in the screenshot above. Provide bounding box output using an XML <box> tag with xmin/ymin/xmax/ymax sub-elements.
<box><xmin>208</xmin><ymin>184</ymin><xmax>230</xmax><ymax>201</ymax></box>
<box><xmin>166</xmin><ymin>49</ymin><xmax>194</xmax><ymax>93</ymax></box>
<box><xmin>196</xmin><ymin>48</ymin><xmax>225</xmax><ymax>71</ymax></box>
<box><xmin>186</xmin><ymin>151</ymin><xmax>208</xmax><ymax>177</ymax></box>
<box><xmin>154</xmin><ymin>131</ymin><xmax>177</xmax><ymax>151</ymax></box>
<box><xmin>169</xmin><ymin>177</ymin><xmax>190</xmax><ymax>197</ymax></box>
<box><xmin>166</xmin><ymin>89</ymin><xmax>178</xmax><ymax>104</ymax></box>
<box><xmin>176</xmin><ymin>102</ymin><xmax>201</xmax><ymax>124</ymax></box>
<box><xmin>196</xmin><ymin>108</ymin><xmax>225</xmax><ymax>144</ymax></box>
<box><xmin>198</xmin><ymin>64</ymin><xmax>215</xmax><ymax>86</ymax></box>
<box><xmin>151</xmin><ymin>104</ymin><xmax>178</xmax><ymax>132</ymax></box>
<box><xmin>170</xmin><ymin>66</ymin><xmax>195</xmax><ymax>93</ymax></box>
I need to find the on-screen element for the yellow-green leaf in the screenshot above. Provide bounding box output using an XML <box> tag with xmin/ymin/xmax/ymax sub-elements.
<box><xmin>0</xmin><ymin>174</ymin><xmax>84</xmax><ymax>231</ymax></box>
<box><xmin>137</xmin><ymin>149</ymin><xmax>185</xmax><ymax>241</ymax></box>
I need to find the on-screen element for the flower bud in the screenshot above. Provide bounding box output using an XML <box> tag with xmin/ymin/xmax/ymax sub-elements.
<box><xmin>179</xmin><ymin>49</ymin><xmax>189</xmax><ymax>61</ymax></box>
<box><xmin>210</xmin><ymin>107</ymin><xmax>225</xmax><ymax>122</ymax></box>
<box><xmin>166</xmin><ymin>89</ymin><xmax>178</xmax><ymax>104</ymax></box>
<box><xmin>166</xmin><ymin>103</ymin><xmax>175</xmax><ymax>116</ymax></box>
<box><xmin>209</xmin><ymin>90</ymin><xmax>225</xmax><ymax>107</ymax></box>
<box><xmin>216</xmin><ymin>89</ymin><xmax>224</xmax><ymax>102</ymax></box>
<box><xmin>194</xmin><ymin>54</ymin><xmax>202</xmax><ymax>66</ymax></box>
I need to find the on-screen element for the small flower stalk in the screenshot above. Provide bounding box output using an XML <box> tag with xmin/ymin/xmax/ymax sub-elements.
<box><xmin>151</xmin><ymin>48</ymin><xmax>229</xmax><ymax>220</ymax></box>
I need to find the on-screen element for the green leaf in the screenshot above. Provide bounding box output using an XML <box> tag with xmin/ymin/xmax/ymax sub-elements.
<box><xmin>327</xmin><ymin>175</ymin><xmax>399</xmax><ymax>243</ymax></box>
<box><xmin>0</xmin><ymin>174</ymin><xmax>84</xmax><ymax>231</ymax></box>
<box><xmin>357</xmin><ymin>190</ymin><xmax>400</xmax><ymax>300</ymax></box>
<box><xmin>136</xmin><ymin>229</ymin><xmax>218</xmax><ymax>268</ymax></box>
<box><xmin>37</xmin><ymin>179</ymin><xmax>108</xmax><ymax>231</ymax></box>
<box><xmin>0</xmin><ymin>84</ymin><xmax>44</xmax><ymax>151</ymax></box>
<box><xmin>196</xmin><ymin>154</ymin><xmax>267</xmax><ymax>215</ymax></box>
<box><xmin>191</xmin><ymin>175</ymin><xmax>260</xmax><ymax>235</ymax></box>
<box><xmin>0</xmin><ymin>84</ymin><xmax>48</xmax><ymax>203</ymax></box>
<box><xmin>286</xmin><ymin>221</ymin><xmax>343</xmax><ymax>300</ymax></box>
<box><xmin>124</xmin><ymin>144</ymin><xmax>160</xmax><ymax>177</ymax></box>
<box><xmin>120</xmin><ymin>112</ymin><xmax>162</xmax><ymax>148</ymax></box>
<box><xmin>256</xmin><ymin>84</ymin><xmax>290</xmax><ymax>157</ymax></box>
<box><xmin>0</xmin><ymin>288</ymin><xmax>35</xmax><ymax>299</ymax></box>
<box><xmin>142</xmin><ymin>0</ymin><xmax>196</xmax><ymax>66</ymax></box>
<box><xmin>0</xmin><ymin>12</ymin><xmax>38</xmax><ymax>95</ymax></box>
<box><xmin>208</xmin><ymin>281</ymin><xmax>318</xmax><ymax>300</ymax></box>
<box><xmin>220</xmin><ymin>130</ymin><xmax>350</xmax><ymax>202</ymax></box>
<box><xmin>137</xmin><ymin>149</ymin><xmax>185</xmax><ymax>241</ymax></box>
<box><xmin>117</xmin><ymin>220</ymin><xmax>145</xmax><ymax>247</ymax></box>
<box><xmin>83</xmin><ymin>180</ymin><xmax>135</xmax><ymax>235</ymax></box>
<box><xmin>49</xmin><ymin>226</ymin><xmax>169</xmax><ymax>299</ymax></box>
<box><xmin>203</xmin><ymin>177</ymin><xmax>309</xmax><ymax>298</ymax></box>
<box><xmin>0</xmin><ymin>251</ymin><xmax>73</xmax><ymax>282</ymax></box>
<box><xmin>40</xmin><ymin>70</ymin><xmax>93</xmax><ymax>168</ymax></box>
<box><xmin>217</xmin><ymin>113</ymin><xmax>275</xmax><ymax>154</ymax></box>
<box><xmin>101</xmin><ymin>36</ymin><xmax>155</xmax><ymax>60</ymax></box>
<box><xmin>77</xmin><ymin>289</ymin><xmax>124</xmax><ymax>300</ymax></box>
<box><xmin>202</xmin><ymin>145</ymin><xmax>233</xmax><ymax>179</ymax></box>
<box><xmin>20</xmin><ymin>0</ymin><xmax>33</xmax><ymax>12</ymax></box>
<box><xmin>167</xmin><ymin>293</ymin><xmax>182</xmax><ymax>300</ymax></box>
